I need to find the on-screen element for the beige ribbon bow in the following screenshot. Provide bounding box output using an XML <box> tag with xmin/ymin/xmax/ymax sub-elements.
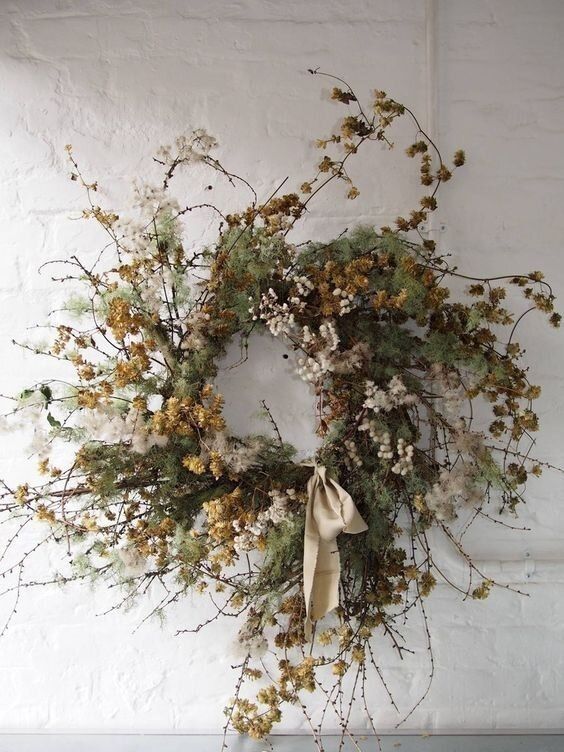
<box><xmin>303</xmin><ymin>465</ymin><xmax>368</xmax><ymax>640</ymax></box>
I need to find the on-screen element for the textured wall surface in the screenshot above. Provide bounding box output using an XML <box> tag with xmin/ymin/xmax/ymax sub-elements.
<box><xmin>0</xmin><ymin>0</ymin><xmax>563</xmax><ymax>734</ymax></box>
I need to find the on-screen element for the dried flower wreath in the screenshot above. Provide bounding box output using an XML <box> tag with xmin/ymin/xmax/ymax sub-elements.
<box><xmin>0</xmin><ymin>71</ymin><xmax>560</xmax><ymax>749</ymax></box>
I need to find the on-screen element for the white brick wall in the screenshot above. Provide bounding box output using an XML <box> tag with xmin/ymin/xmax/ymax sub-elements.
<box><xmin>0</xmin><ymin>0</ymin><xmax>563</xmax><ymax>733</ymax></box>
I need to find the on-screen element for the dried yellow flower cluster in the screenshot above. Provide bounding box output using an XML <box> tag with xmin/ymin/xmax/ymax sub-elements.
<box><xmin>151</xmin><ymin>390</ymin><xmax>225</xmax><ymax>438</ymax></box>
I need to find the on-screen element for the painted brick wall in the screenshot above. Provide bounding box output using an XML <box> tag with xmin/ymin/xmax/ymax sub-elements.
<box><xmin>0</xmin><ymin>0</ymin><xmax>563</xmax><ymax>733</ymax></box>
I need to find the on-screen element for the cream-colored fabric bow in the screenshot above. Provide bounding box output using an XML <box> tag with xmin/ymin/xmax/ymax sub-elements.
<box><xmin>303</xmin><ymin>465</ymin><xmax>368</xmax><ymax>640</ymax></box>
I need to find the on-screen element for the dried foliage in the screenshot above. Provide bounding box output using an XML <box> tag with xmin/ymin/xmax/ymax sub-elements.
<box><xmin>0</xmin><ymin>71</ymin><xmax>560</xmax><ymax>749</ymax></box>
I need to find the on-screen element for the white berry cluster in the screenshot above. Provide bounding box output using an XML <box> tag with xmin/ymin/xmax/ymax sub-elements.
<box><xmin>301</xmin><ymin>325</ymin><xmax>314</xmax><ymax>345</ymax></box>
<box><xmin>267</xmin><ymin>487</ymin><xmax>296</xmax><ymax>522</ymax></box>
<box><xmin>289</xmin><ymin>273</ymin><xmax>315</xmax><ymax>301</ymax></box>
<box><xmin>318</xmin><ymin>320</ymin><xmax>339</xmax><ymax>352</ymax></box>
<box><xmin>358</xmin><ymin>418</ymin><xmax>392</xmax><ymax>456</ymax></box>
<box><xmin>391</xmin><ymin>438</ymin><xmax>414</xmax><ymax>475</ymax></box>
<box><xmin>376</xmin><ymin>431</ymin><xmax>393</xmax><ymax>460</ymax></box>
<box><xmin>296</xmin><ymin>355</ymin><xmax>325</xmax><ymax>383</ymax></box>
<box><xmin>363</xmin><ymin>375</ymin><xmax>418</xmax><ymax>413</ymax></box>
<box><xmin>233</xmin><ymin>488</ymin><xmax>295</xmax><ymax>552</ymax></box>
<box><xmin>358</xmin><ymin>416</ymin><xmax>380</xmax><ymax>441</ymax></box>
<box><xmin>296</xmin><ymin>320</ymin><xmax>340</xmax><ymax>384</ymax></box>
<box><xmin>332</xmin><ymin>287</ymin><xmax>355</xmax><ymax>316</ymax></box>
<box><xmin>250</xmin><ymin>288</ymin><xmax>297</xmax><ymax>337</ymax></box>
<box><xmin>344</xmin><ymin>438</ymin><xmax>362</xmax><ymax>467</ymax></box>
<box><xmin>358</xmin><ymin>419</ymin><xmax>414</xmax><ymax>474</ymax></box>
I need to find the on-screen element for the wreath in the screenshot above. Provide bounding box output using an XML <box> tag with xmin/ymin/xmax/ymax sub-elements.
<box><xmin>1</xmin><ymin>71</ymin><xmax>560</xmax><ymax>747</ymax></box>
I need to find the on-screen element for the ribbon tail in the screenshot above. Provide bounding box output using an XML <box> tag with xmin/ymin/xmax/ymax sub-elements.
<box><xmin>302</xmin><ymin>466</ymin><xmax>367</xmax><ymax>641</ymax></box>
<box><xmin>310</xmin><ymin>537</ymin><xmax>341</xmax><ymax>619</ymax></box>
<box><xmin>302</xmin><ymin>487</ymin><xmax>319</xmax><ymax>642</ymax></box>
